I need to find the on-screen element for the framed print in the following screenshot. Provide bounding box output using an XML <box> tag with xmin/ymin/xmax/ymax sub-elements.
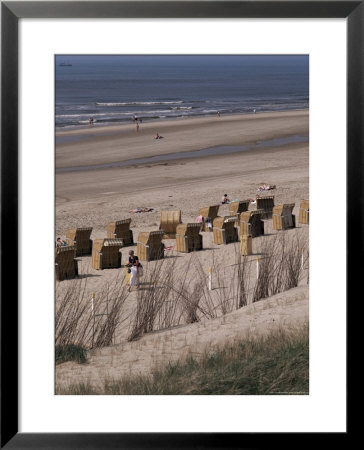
<box><xmin>1</xmin><ymin>1</ymin><xmax>359</xmax><ymax>448</ymax></box>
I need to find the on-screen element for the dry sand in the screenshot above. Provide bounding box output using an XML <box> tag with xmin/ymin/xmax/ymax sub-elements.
<box><xmin>55</xmin><ymin>109</ymin><xmax>309</xmax><ymax>391</ymax></box>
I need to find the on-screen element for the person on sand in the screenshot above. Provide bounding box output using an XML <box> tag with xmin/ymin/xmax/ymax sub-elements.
<box><xmin>205</xmin><ymin>217</ymin><xmax>212</xmax><ymax>230</ymax></box>
<box><xmin>155</xmin><ymin>132</ymin><xmax>161</xmax><ymax>139</ymax></box>
<box><xmin>136</xmin><ymin>122</ymin><xmax>139</xmax><ymax>132</ymax></box>
<box><xmin>128</xmin><ymin>207</ymin><xmax>153</xmax><ymax>213</ymax></box>
<box><xmin>196</xmin><ymin>214</ymin><xmax>204</xmax><ymax>230</ymax></box>
<box><xmin>127</xmin><ymin>250</ymin><xmax>141</xmax><ymax>292</ymax></box>
<box><xmin>221</xmin><ymin>194</ymin><xmax>230</xmax><ymax>204</ymax></box>
<box><xmin>217</xmin><ymin>111</ymin><xmax>220</xmax><ymax>117</ymax></box>
<box><xmin>56</xmin><ymin>237</ymin><xmax>68</xmax><ymax>247</ymax></box>
<box><xmin>257</xmin><ymin>184</ymin><xmax>276</xmax><ymax>192</ymax></box>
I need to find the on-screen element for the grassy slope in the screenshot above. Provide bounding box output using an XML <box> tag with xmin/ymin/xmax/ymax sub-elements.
<box><xmin>58</xmin><ymin>323</ymin><xmax>308</xmax><ymax>395</ymax></box>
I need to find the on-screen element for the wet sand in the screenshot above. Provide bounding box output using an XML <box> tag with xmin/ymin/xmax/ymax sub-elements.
<box><xmin>56</xmin><ymin>109</ymin><xmax>308</xmax><ymax>169</ymax></box>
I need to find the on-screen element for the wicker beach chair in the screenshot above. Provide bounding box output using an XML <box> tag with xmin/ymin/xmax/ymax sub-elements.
<box><xmin>91</xmin><ymin>238</ymin><xmax>123</xmax><ymax>270</ymax></box>
<box><xmin>176</xmin><ymin>223</ymin><xmax>203</xmax><ymax>253</ymax></box>
<box><xmin>198</xmin><ymin>205</ymin><xmax>220</xmax><ymax>232</ymax></box>
<box><xmin>272</xmin><ymin>204</ymin><xmax>296</xmax><ymax>231</ymax></box>
<box><xmin>159</xmin><ymin>210</ymin><xmax>182</xmax><ymax>239</ymax></box>
<box><xmin>298</xmin><ymin>199</ymin><xmax>309</xmax><ymax>225</ymax></box>
<box><xmin>65</xmin><ymin>227</ymin><xmax>93</xmax><ymax>256</ymax></box>
<box><xmin>213</xmin><ymin>216</ymin><xmax>239</xmax><ymax>245</ymax></box>
<box><xmin>256</xmin><ymin>195</ymin><xmax>275</xmax><ymax>219</ymax></box>
<box><xmin>55</xmin><ymin>246</ymin><xmax>78</xmax><ymax>281</ymax></box>
<box><xmin>240</xmin><ymin>235</ymin><xmax>253</xmax><ymax>256</ymax></box>
<box><xmin>229</xmin><ymin>200</ymin><xmax>250</xmax><ymax>218</ymax></box>
<box><xmin>106</xmin><ymin>218</ymin><xmax>134</xmax><ymax>245</ymax></box>
<box><xmin>240</xmin><ymin>210</ymin><xmax>265</xmax><ymax>238</ymax></box>
<box><xmin>137</xmin><ymin>231</ymin><xmax>165</xmax><ymax>261</ymax></box>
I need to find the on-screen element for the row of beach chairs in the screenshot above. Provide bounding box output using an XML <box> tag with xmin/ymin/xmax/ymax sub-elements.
<box><xmin>198</xmin><ymin>195</ymin><xmax>283</xmax><ymax>227</ymax></box>
<box><xmin>55</xmin><ymin>198</ymin><xmax>309</xmax><ymax>280</ymax></box>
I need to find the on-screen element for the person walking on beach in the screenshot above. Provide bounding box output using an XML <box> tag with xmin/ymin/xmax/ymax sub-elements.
<box><xmin>217</xmin><ymin>111</ymin><xmax>221</xmax><ymax>117</ymax></box>
<box><xmin>127</xmin><ymin>250</ymin><xmax>141</xmax><ymax>292</ymax></box>
<box><xmin>136</xmin><ymin>122</ymin><xmax>140</xmax><ymax>132</ymax></box>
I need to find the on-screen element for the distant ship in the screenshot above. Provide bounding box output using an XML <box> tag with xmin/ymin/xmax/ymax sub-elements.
<box><xmin>59</xmin><ymin>61</ymin><xmax>72</xmax><ymax>66</ymax></box>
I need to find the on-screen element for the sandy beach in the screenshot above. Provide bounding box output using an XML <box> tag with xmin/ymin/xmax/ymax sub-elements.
<box><xmin>56</xmin><ymin>110</ymin><xmax>308</xmax><ymax>230</ymax></box>
<box><xmin>55</xmin><ymin>109</ymin><xmax>309</xmax><ymax>391</ymax></box>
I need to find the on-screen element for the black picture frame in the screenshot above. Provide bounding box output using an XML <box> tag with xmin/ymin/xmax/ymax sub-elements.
<box><xmin>1</xmin><ymin>1</ymin><xmax>357</xmax><ymax>448</ymax></box>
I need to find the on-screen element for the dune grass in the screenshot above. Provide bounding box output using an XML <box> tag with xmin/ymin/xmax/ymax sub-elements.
<box><xmin>55</xmin><ymin>344</ymin><xmax>88</xmax><ymax>365</ymax></box>
<box><xmin>57</xmin><ymin>323</ymin><xmax>308</xmax><ymax>395</ymax></box>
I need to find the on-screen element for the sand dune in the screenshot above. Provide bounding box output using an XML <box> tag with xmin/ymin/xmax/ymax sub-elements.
<box><xmin>56</xmin><ymin>285</ymin><xmax>309</xmax><ymax>391</ymax></box>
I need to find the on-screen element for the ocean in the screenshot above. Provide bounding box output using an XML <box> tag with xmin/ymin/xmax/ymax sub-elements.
<box><xmin>55</xmin><ymin>55</ymin><xmax>309</xmax><ymax>129</ymax></box>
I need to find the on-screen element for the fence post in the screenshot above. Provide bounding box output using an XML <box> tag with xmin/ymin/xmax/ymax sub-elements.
<box><xmin>208</xmin><ymin>267</ymin><xmax>212</xmax><ymax>290</ymax></box>
<box><xmin>90</xmin><ymin>292</ymin><xmax>95</xmax><ymax>314</ymax></box>
<box><xmin>256</xmin><ymin>257</ymin><xmax>260</xmax><ymax>279</ymax></box>
<box><xmin>91</xmin><ymin>292</ymin><xmax>95</xmax><ymax>348</ymax></box>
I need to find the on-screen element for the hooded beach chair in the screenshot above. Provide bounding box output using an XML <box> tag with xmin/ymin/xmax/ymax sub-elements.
<box><xmin>256</xmin><ymin>195</ymin><xmax>275</xmax><ymax>219</ymax></box>
<box><xmin>229</xmin><ymin>200</ymin><xmax>250</xmax><ymax>218</ymax></box>
<box><xmin>213</xmin><ymin>216</ymin><xmax>239</xmax><ymax>245</ymax></box>
<box><xmin>55</xmin><ymin>246</ymin><xmax>78</xmax><ymax>281</ymax></box>
<box><xmin>159</xmin><ymin>210</ymin><xmax>182</xmax><ymax>239</ymax></box>
<box><xmin>65</xmin><ymin>227</ymin><xmax>93</xmax><ymax>256</ymax></box>
<box><xmin>91</xmin><ymin>238</ymin><xmax>123</xmax><ymax>270</ymax></box>
<box><xmin>240</xmin><ymin>210</ymin><xmax>265</xmax><ymax>238</ymax></box>
<box><xmin>106</xmin><ymin>218</ymin><xmax>134</xmax><ymax>245</ymax></box>
<box><xmin>176</xmin><ymin>223</ymin><xmax>203</xmax><ymax>253</ymax></box>
<box><xmin>137</xmin><ymin>231</ymin><xmax>165</xmax><ymax>261</ymax></box>
<box><xmin>298</xmin><ymin>199</ymin><xmax>309</xmax><ymax>224</ymax></box>
<box><xmin>198</xmin><ymin>205</ymin><xmax>220</xmax><ymax>232</ymax></box>
<box><xmin>272</xmin><ymin>204</ymin><xmax>296</xmax><ymax>231</ymax></box>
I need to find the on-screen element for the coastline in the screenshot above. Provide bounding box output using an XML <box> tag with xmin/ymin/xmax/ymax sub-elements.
<box><xmin>56</xmin><ymin>108</ymin><xmax>309</xmax><ymax>138</ymax></box>
<box><xmin>56</xmin><ymin>109</ymin><xmax>309</xmax><ymax>170</ymax></box>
